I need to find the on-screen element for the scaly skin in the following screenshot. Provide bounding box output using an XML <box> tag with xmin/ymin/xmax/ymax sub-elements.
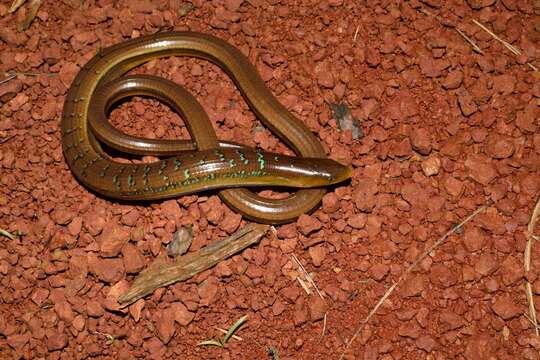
<box><xmin>61</xmin><ymin>32</ymin><xmax>351</xmax><ymax>223</ymax></box>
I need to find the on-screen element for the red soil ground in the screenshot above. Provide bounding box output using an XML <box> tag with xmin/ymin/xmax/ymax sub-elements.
<box><xmin>0</xmin><ymin>0</ymin><xmax>539</xmax><ymax>359</ymax></box>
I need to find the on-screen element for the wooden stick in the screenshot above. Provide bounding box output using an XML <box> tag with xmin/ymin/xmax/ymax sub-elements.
<box><xmin>118</xmin><ymin>223</ymin><xmax>270</xmax><ymax>306</ymax></box>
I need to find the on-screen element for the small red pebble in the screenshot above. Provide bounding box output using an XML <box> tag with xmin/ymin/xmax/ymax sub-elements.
<box><xmin>83</xmin><ymin>210</ymin><xmax>107</xmax><ymax>236</ymax></box>
<box><xmin>401</xmin><ymin>275</ymin><xmax>426</xmax><ymax>297</ymax></box>
<box><xmin>462</xmin><ymin>227</ymin><xmax>486</xmax><ymax>252</ymax></box>
<box><xmin>398</xmin><ymin>322</ymin><xmax>421</xmax><ymax>339</ymax></box>
<box><xmin>121</xmin><ymin>209</ymin><xmax>140</xmax><ymax>226</ymax></box>
<box><xmin>421</xmin><ymin>156</ymin><xmax>441</xmax><ymax>176</ymax></box>
<box><xmin>161</xmin><ymin>200</ymin><xmax>182</xmax><ymax>224</ymax></box>
<box><xmin>464</xmin><ymin>154</ymin><xmax>498</xmax><ymax>185</ymax></box>
<box><xmin>297</xmin><ymin>214</ymin><xmax>323</xmax><ymax>236</ymax></box>
<box><xmin>7</xmin><ymin>333</ymin><xmax>30</xmax><ymax>351</ymax></box>
<box><xmin>122</xmin><ymin>244</ymin><xmax>145</xmax><ymax>274</ymax></box>
<box><xmin>430</xmin><ymin>263</ymin><xmax>458</xmax><ymax>288</ymax></box>
<box><xmin>516</xmin><ymin>105</ymin><xmax>539</xmax><ymax>133</ymax></box>
<box><xmin>456</xmin><ymin>89</ymin><xmax>478</xmax><ymax>116</ymax></box>
<box><xmin>219</xmin><ymin>212</ymin><xmax>241</xmax><ymax>234</ymax></box>
<box><xmin>54</xmin><ymin>301</ymin><xmax>75</xmax><ymax>323</ymax></box>
<box><xmin>321</xmin><ymin>193</ymin><xmax>340</xmax><ymax>213</ymax></box>
<box><xmin>442</xmin><ymin>71</ymin><xmax>463</xmax><ymax>89</ymax></box>
<box><xmin>370</xmin><ymin>263</ymin><xmax>389</xmax><ymax>281</ymax></box>
<box><xmin>443</xmin><ymin>176</ymin><xmax>464</xmax><ymax>198</ymax></box>
<box><xmin>171</xmin><ymin>302</ymin><xmax>195</xmax><ymax>326</ymax></box>
<box><xmin>200</xmin><ymin>196</ymin><xmax>224</xmax><ymax>225</ymax></box>
<box><xmin>416</xmin><ymin>335</ymin><xmax>438</xmax><ymax>352</ymax></box>
<box><xmin>308</xmin><ymin>296</ymin><xmax>327</xmax><ymax>322</ymax></box>
<box><xmin>45</xmin><ymin>329</ymin><xmax>68</xmax><ymax>351</ymax></box>
<box><xmin>276</xmin><ymin>223</ymin><xmax>297</xmax><ymax>239</ymax></box>
<box><xmin>439</xmin><ymin>310</ymin><xmax>464</xmax><ymax>331</ymax></box>
<box><xmin>292</xmin><ymin>306</ymin><xmax>309</xmax><ymax>327</ymax></box>
<box><xmin>49</xmin><ymin>229</ymin><xmax>76</xmax><ymax>250</ymax></box>
<box><xmin>308</xmin><ymin>245</ymin><xmax>327</xmax><ymax>267</ymax></box>
<box><xmin>58</xmin><ymin>62</ymin><xmax>80</xmax><ymax>88</ymax></box>
<box><xmin>347</xmin><ymin>213</ymin><xmax>367</xmax><ymax>229</ymax></box>
<box><xmin>94</xmin><ymin>258</ymin><xmax>125</xmax><ymax>283</ymax></box>
<box><xmin>98</xmin><ymin>223</ymin><xmax>130</xmax><ymax>258</ymax></box>
<box><xmin>491</xmin><ymin>294</ymin><xmax>522</xmax><ymax>320</ymax></box>
<box><xmin>352</xmin><ymin>177</ymin><xmax>378</xmax><ymax>212</ymax></box>
<box><xmin>0</xmin><ymin>79</ymin><xmax>23</xmax><ymax>104</ymax></box>
<box><xmin>474</xmin><ymin>254</ymin><xmax>499</xmax><ymax>276</ymax></box>
<box><xmin>410</xmin><ymin>127</ymin><xmax>432</xmax><ymax>155</ymax></box>
<box><xmin>315</xmin><ymin>65</ymin><xmax>334</xmax><ymax>88</ymax></box>
<box><xmin>86</xmin><ymin>300</ymin><xmax>104</xmax><ymax>318</ymax></box>
<box><xmin>154</xmin><ymin>308</ymin><xmax>176</xmax><ymax>344</ymax></box>
<box><xmin>197</xmin><ymin>278</ymin><xmax>219</xmax><ymax>307</ymax></box>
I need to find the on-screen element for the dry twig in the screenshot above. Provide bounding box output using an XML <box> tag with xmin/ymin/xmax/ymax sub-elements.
<box><xmin>119</xmin><ymin>224</ymin><xmax>269</xmax><ymax>305</ymax></box>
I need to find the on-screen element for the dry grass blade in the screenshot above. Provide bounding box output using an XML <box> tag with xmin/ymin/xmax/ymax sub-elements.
<box><xmin>472</xmin><ymin>19</ymin><xmax>539</xmax><ymax>73</ymax></box>
<box><xmin>0</xmin><ymin>135</ymin><xmax>15</xmax><ymax>144</ymax></box>
<box><xmin>19</xmin><ymin>0</ymin><xmax>42</xmax><ymax>31</ymax></box>
<box><xmin>1</xmin><ymin>72</ymin><xmax>57</xmax><ymax>85</ymax></box>
<box><xmin>472</xmin><ymin>19</ymin><xmax>520</xmax><ymax>55</ymax></box>
<box><xmin>525</xmin><ymin>282</ymin><xmax>538</xmax><ymax>336</ymax></box>
<box><xmin>267</xmin><ymin>346</ymin><xmax>280</xmax><ymax>360</ymax></box>
<box><xmin>296</xmin><ymin>276</ymin><xmax>311</xmax><ymax>295</ymax></box>
<box><xmin>198</xmin><ymin>315</ymin><xmax>247</xmax><ymax>347</ymax></box>
<box><xmin>291</xmin><ymin>254</ymin><xmax>324</xmax><ymax>299</ymax></box>
<box><xmin>525</xmin><ymin>312</ymin><xmax>540</xmax><ymax>330</ymax></box>
<box><xmin>353</xmin><ymin>25</ymin><xmax>360</xmax><ymax>43</ymax></box>
<box><xmin>417</xmin><ymin>7</ymin><xmax>483</xmax><ymax>55</ymax></box>
<box><xmin>321</xmin><ymin>312</ymin><xmax>327</xmax><ymax>338</ymax></box>
<box><xmin>92</xmin><ymin>331</ymin><xmax>117</xmax><ymax>346</ymax></box>
<box><xmin>418</xmin><ymin>6</ymin><xmax>539</xmax><ymax>72</ymax></box>
<box><xmin>197</xmin><ymin>339</ymin><xmax>222</xmax><ymax>347</ymax></box>
<box><xmin>18</xmin><ymin>72</ymin><xmax>57</xmax><ymax>76</ymax></box>
<box><xmin>222</xmin><ymin>315</ymin><xmax>247</xmax><ymax>344</ymax></box>
<box><xmin>338</xmin><ymin>204</ymin><xmax>489</xmax><ymax>359</ymax></box>
<box><xmin>455</xmin><ymin>28</ymin><xmax>484</xmax><ymax>54</ymax></box>
<box><xmin>0</xmin><ymin>228</ymin><xmax>16</xmax><ymax>240</ymax></box>
<box><xmin>0</xmin><ymin>72</ymin><xmax>17</xmax><ymax>85</ymax></box>
<box><xmin>9</xmin><ymin>0</ymin><xmax>26</xmax><ymax>13</ymax></box>
<box><xmin>524</xmin><ymin>197</ymin><xmax>540</xmax><ymax>338</ymax></box>
<box><xmin>214</xmin><ymin>327</ymin><xmax>242</xmax><ymax>341</ymax></box>
<box><xmin>417</xmin><ymin>7</ymin><xmax>437</xmax><ymax>21</ymax></box>
<box><xmin>527</xmin><ymin>197</ymin><xmax>540</xmax><ymax>243</ymax></box>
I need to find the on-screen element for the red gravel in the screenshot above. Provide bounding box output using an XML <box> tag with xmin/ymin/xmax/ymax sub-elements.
<box><xmin>1</xmin><ymin>0</ymin><xmax>540</xmax><ymax>359</ymax></box>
